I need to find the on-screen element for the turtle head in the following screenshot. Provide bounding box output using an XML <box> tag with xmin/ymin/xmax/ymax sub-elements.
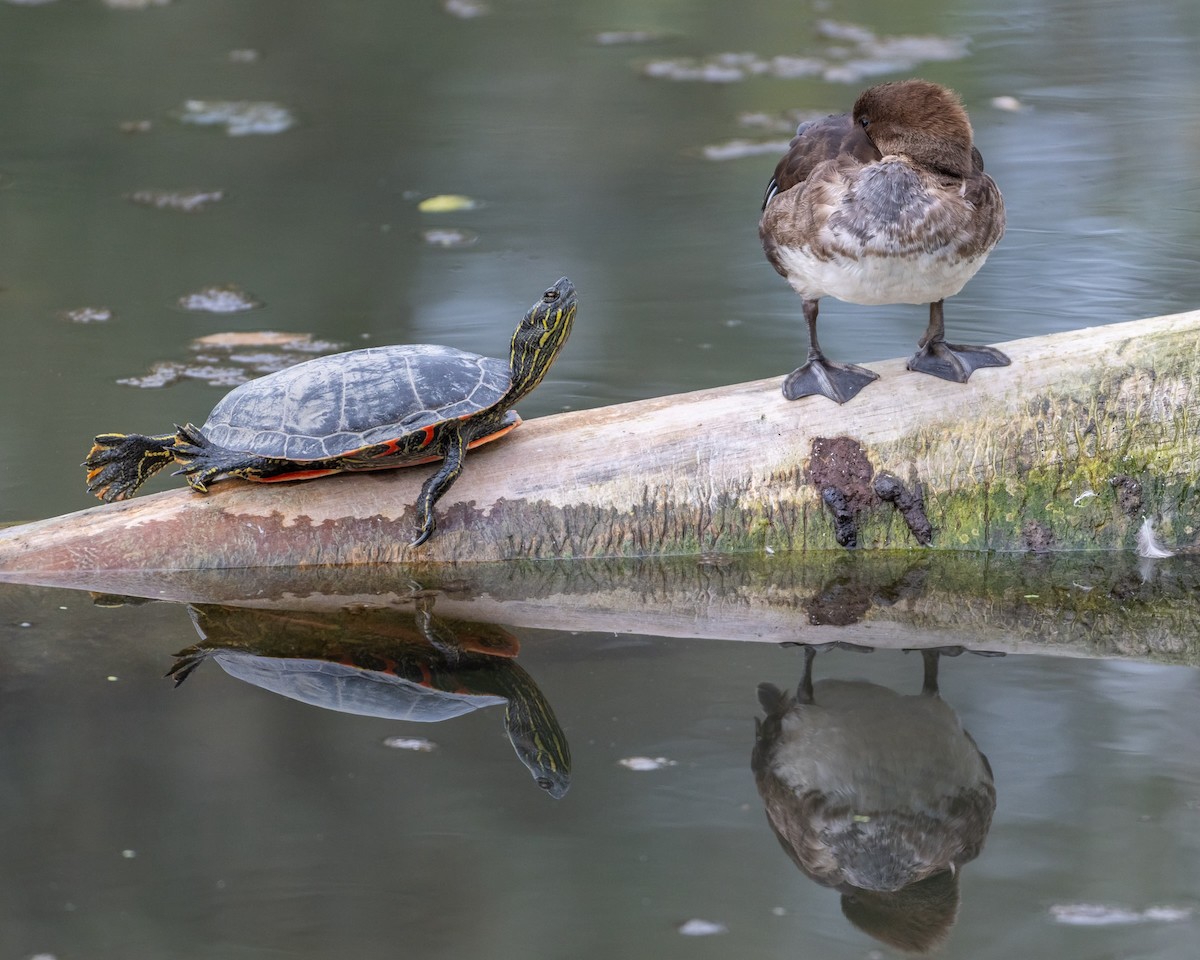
<box><xmin>500</xmin><ymin>661</ymin><xmax>573</xmax><ymax>798</ymax></box>
<box><xmin>505</xmin><ymin>277</ymin><xmax>577</xmax><ymax>403</ymax></box>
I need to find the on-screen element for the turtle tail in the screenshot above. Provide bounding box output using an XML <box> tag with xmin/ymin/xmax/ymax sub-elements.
<box><xmin>83</xmin><ymin>431</ymin><xmax>180</xmax><ymax>502</ymax></box>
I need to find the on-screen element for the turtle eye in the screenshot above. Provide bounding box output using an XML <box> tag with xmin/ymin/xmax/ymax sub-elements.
<box><xmin>543</xmin><ymin>289</ymin><xmax>559</xmax><ymax>302</ymax></box>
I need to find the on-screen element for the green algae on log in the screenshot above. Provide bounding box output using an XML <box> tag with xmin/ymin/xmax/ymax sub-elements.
<box><xmin>0</xmin><ymin>310</ymin><xmax>1198</xmax><ymax>571</ymax></box>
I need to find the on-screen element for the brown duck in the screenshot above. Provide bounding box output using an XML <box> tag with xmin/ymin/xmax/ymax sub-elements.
<box><xmin>760</xmin><ymin>79</ymin><xmax>1007</xmax><ymax>403</ymax></box>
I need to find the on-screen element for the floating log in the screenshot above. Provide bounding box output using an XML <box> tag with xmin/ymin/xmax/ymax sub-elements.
<box><xmin>0</xmin><ymin>310</ymin><xmax>1198</xmax><ymax>573</ymax></box>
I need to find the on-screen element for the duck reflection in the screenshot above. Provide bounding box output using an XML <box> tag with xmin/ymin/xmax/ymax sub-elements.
<box><xmin>169</xmin><ymin>601</ymin><xmax>571</xmax><ymax>798</ymax></box>
<box><xmin>752</xmin><ymin>643</ymin><xmax>997</xmax><ymax>953</ymax></box>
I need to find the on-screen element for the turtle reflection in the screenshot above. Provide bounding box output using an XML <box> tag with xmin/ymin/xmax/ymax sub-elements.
<box><xmin>752</xmin><ymin>643</ymin><xmax>997</xmax><ymax>953</ymax></box>
<box><xmin>169</xmin><ymin>602</ymin><xmax>571</xmax><ymax>798</ymax></box>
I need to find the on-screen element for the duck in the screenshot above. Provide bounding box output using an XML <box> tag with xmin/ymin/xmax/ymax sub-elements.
<box><xmin>759</xmin><ymin>79</ymin><xmax>1008</xmax><ymax>404</ymax></box>
<box><xmin>752</xmin><ymin>643</ymin><xmax>997</xmax><ymax>952</ymax></box>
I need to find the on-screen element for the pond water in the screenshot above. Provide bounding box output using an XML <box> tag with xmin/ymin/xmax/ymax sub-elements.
<box><xmin>2</xmin><ymin>0</ymin><xmax>1200</xmax><ymax>957</ymax></box>
<box><xmin>2</xmin><ymin>558</ymin><xmax>1199</xmax><ymax>960</ymax></box>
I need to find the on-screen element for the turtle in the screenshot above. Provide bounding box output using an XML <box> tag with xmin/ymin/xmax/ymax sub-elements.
<box><xmin>169</xmin><ymin>601</ymin><xmax>572</xmax><ymax>798</ymax></box>
<box><xmin>84</xmin><ymin>277</ymin><xmax>577</xmax><ymax>545</ymax></box>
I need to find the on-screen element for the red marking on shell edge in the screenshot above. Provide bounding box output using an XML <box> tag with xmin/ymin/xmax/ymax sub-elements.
<box><xmin>398</xmin><ymin>417</ymin><xmax>522</xmax><ymax>467</ymax></box>
<box><xmin>257</xmin><ymin>469</ymin><xmax>342</xmax><ymax>483</ymax></box>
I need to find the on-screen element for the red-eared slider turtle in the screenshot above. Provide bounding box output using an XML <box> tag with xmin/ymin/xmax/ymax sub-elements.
<box><xmin>84</xmin><ymin>278</ymin><xmax>577</xmax><ymax>545</ymax></box>
<box><xmin>170</xmin><ymin>602</ymin><xmax>571</xmax><ymax>798</ymax></box>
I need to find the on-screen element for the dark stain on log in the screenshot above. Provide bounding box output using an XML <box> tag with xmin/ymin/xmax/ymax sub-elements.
<box><xmin>807</xmin><ymin>437</ymin><xmax>878</xmax><ymax>548</ymax></box>
<box><xmin>1109</xmin><ymin>474</ymin><xmax>1144</xmax><ymax>517</ymax></box>
<box><xmin>1021</xmin><ymin>518</ymin><xmax>1056</xmax><ymax>554</ymax></box>
<box><xmin>874</xmin><ymin>471</ymin><xmax>934</xmax><ymax>546</ymax></box>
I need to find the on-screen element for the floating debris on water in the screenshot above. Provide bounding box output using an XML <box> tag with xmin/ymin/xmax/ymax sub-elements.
<box><xmin>1050</xmin><ymin>903</ymin><xmax>1192</xmax><ymax>926</ymax></box>
<box><xmin>177</xmin><ymin>284</ymin><xmax>263</xmax><ymax>314</ymax></box>
<box><xmin>4</xmin><ymin>0</ymin><xmax>59</xmax><ymax>6</ymax></box>
<box><xmin>60</xmin><ymin>306</ymin><xmax>114</xmax><ymax>324</ymax></box>
<box><xmin>383</xmin><ymin>736</ymin><xmax>438</xmax><ymax>752</ymax></box>
<box><xmin>417</xmin><ymin>194</ymin><xmax>478</xmax><ymax>213</ymax></box>
<box><xmin>618</xmin><ymin>756</ymin><xmax>678</xmax><ymax>771</ymax></box>
<box><xmin>991</xmin><ymin>95</ymin><xmax>1024</xmax><ymax>112</ymax></box>
<box><xmin>228</xmin><ymin>48</ymin><xmax>261</xmax><ymax>64</ymax></box>
<box><xmin>1136</xmin><ymin>516</ymin><xmax>1175</xmax><ymax>559</ymax></box>
<box><xmin>191</xmin><ymin>331</ymin><xmax>334</xmax><ymax>350</ymax></box>
<box><xmin>643</xmin><ymin>20</ymin><xmax>968</xmax><ymax>84</ymax></box>
<box><xmin>703</xmin><ymin>138</ymin><xmax>793</xmax><ymax>161</ymax></box>
<box><xmin>118</xmin><ymin>119</ymin><xmax>153</xmax><ymax>134</ymax></box>
<box><xmin>126</xmin><ymin>188</ymin><xmax>225</xmax><ymax>213</ymax></box>
<box><xmin>677</xmin><ymin>919</ymin><xmax>727</xmax><ymax>936</ymax></box>
<box><xmin>442</xmin><ymin>0</ymin><xmax>488</xmax><ymax>18</ymax></box>
<box><xmin>701</xmin><ymin>109</ymin><xmax>826</xmax><ymax>161</ymax></box>
<box><xmin>594</xmin><ymin>30</ymin><xmax>672</xmax><ymax>46</ymax></box>
<box><xmin>118</xmin><ymin>332</ymin><xmax>342</xmax><ymax>388</ymax></box>
<box><xmin>643</xmin><ymin>53</ymin><xmax>755</xmax><ymax>83</ymax></box>
<box><xmin>421</xmin><ymin>227</ymin><xmax>479</xmax><ymax>249</ymax></box>
<box><xmin>178</xmin><ymin>99</ymin><xmax>296</xmax><ymax>136</ymax></box>
<box><xmin>119</xmin><ymin>362</ymin><xmax>245</xmax><ymax>389</ymax></box>
<box><xmin>103</xmin><ymin>0</ymin><xmax>171</xmax><ymax>7</ymax></box>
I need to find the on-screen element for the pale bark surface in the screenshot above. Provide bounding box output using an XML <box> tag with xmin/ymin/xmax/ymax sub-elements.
<box><xmin>1</xmin><ymin>310</ymin><xmax>1197</xmax><ymax>571</ymax></box>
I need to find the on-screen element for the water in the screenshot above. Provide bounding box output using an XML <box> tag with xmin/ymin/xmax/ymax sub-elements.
<box><xmin>2</xmin><ymin>0</ymin><xmax>1200</xmax><ymax>956</ymax></box>
<box><xmin>2</xmin><ymin>567</ymin><xmax>1198</xmax><ymax>960</ymax></box>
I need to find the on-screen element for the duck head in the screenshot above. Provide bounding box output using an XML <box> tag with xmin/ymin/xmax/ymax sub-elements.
<box><xmin>852</xmin><ymin>80</ymin><xmax>975</xmax><ymax>178</ymax></box>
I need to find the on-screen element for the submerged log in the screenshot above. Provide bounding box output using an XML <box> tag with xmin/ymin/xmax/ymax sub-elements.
<box><xmin>0</xmin><ymin>310</ymin><xmax>1198</xmax><ymax>572</ymax></box>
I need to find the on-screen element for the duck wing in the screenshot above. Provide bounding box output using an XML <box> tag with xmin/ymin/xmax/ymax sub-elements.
<box><xmin>761</xmin><ymin>112</ymin><xmax>881</xmax><ymax>210</ymax></box>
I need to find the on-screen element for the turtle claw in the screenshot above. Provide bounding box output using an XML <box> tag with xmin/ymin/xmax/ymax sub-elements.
<box><xmin>83</xmin><ymin>431</ymin><xmax>178</xmax><ymax>502</ymax></box>
<box><xmin>906</xmin><ymin>339</ymin><xmax>1010</xmax><ymax>383</ymax></box>
<box><xmin>783</xmin><ymin>357</ymin><xmax>879</xmax><ymax>404</ymax></box>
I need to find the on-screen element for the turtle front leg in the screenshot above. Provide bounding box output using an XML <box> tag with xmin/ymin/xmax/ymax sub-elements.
<box><xmin>411</xmin><ymin>427</ymin><xmax>467</xmax><ymax>547</ymax></box>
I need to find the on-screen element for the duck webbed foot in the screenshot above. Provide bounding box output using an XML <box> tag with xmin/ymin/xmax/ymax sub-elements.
<box><xmin>907</xmin><ymin>299</ymin><xmax>1010</xmax><ymax>383</ymax></box>
<box><xmin>783</xmin><ymin>357</ymin><xmax>879</xmax><ymax>403</ymax></box>
<box><xmin>907</xmin><ymin>339</ymin><xmax>1010</xmax><ymax>383</ymax></box>
<box><xmin>783</xmin><ymin>298</ymin><xmax>879</xmax><ymax>403</ymax></box>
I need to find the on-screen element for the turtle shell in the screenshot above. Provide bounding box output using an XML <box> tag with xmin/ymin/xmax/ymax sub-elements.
<box><xmin>210</xmin><ymin>649</ymin><xmax>507</xmax><ymax>722</ymax></box>
<box><xmin>201</xmin><ymin>344</ymin><xmax>511</xmax><ymax>461</ymax></box>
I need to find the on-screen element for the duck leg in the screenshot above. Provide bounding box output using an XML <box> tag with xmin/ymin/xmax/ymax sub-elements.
<box><xmin>907</xmin><ymin>300</ymin><xmax>1010</xmax><ymax>383</ymax></box>
<box><xmin>782</xmin><ymin>299</ymin><xmax>879</xmax><ymax>404</ymax></box>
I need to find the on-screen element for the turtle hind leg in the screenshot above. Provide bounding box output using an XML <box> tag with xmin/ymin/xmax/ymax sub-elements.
<box><xmin>170</xmin><ymin>423</ymin><xmax>276</xmax><ymax>493</ymax></box>
<box><xmin>83</xmin><ymin>431</ymin><xmax>179</xmax><ymax>502</ymax></box>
